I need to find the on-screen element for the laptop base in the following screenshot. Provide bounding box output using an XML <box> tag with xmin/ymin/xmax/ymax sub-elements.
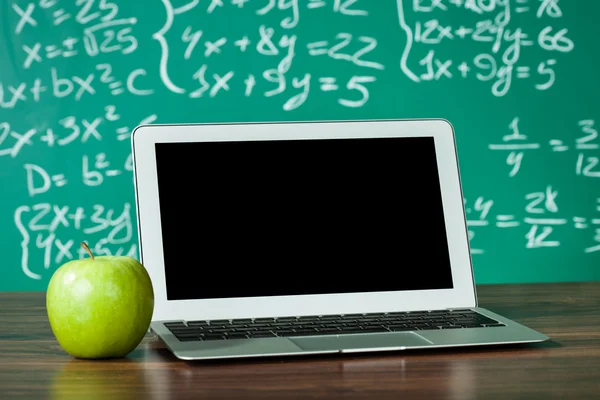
<box><xmin>151</xmin><ymin>308</ymin><xmax>549</xmax><ymax>361</ymax></box>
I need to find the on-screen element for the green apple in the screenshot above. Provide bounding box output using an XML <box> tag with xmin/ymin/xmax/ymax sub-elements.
<box><xmin>46</xmin><ymin>242</ymin><xmax>154</xmax><ymax>359</ymax></box>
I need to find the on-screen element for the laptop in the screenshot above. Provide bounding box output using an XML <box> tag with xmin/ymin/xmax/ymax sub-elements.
<box><xmin>131</xmin><ymin>119</ymin><xmax>549</xmax><ymax>361</ymax></box>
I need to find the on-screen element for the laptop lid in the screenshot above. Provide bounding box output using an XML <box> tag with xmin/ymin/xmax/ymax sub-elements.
<box><xmin>131</xmin><ymin>119</ymin><xmax>476</xmax><ymax>322</ymax></box>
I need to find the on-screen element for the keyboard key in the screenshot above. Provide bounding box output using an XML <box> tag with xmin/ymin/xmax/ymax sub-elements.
<box><xmin>186</xmin><ymin>321</ymin><xmax>209</xmax><ymax>327</ymax></box>
<box><xmin>209</xmin><ymin>327</ymin><xmax>235</xmax><ymax>333</ymax></box>
<box><xmin>231</xmin><ymin>319</ymin><xmax>253</xmax><ymax>325</ymax></box>
<box><xmin>359</xmin><ymin>326</ymin><xmax>388</xmax><ymax>333</ymax></box>
<box><xmin>254</xmin><ymin>318</ymin><xmax>275</xmax><ymax>323</ymax></box>
<box><xmin>174</xmin><ymin>332</ymin><xmax>203</xmax><ymax>338</ymax></box>
<box><xmin>319</xmin><ymin>323</ymin><xmax>343</xmax><ymax>329</ymax></box>
<box><xmin>340</xmin><ymin>326</ymin><xmax>366</xmax><ymax>333</ymax></box>
<box><xmin>170</xmin><ymin>331</ymin><xmax>206</xmax><ymax>338</ymax></box>
<box><xmin>253</xmin><ymin>329</ymin><xmax>275</xmax><ymax>334</ymax></box>
<box><xmin>172</xmin><ymin>327</ymin><xmax>205</xmax><ymax>333</ymax></box>
<box><xmin>453</xmin><ymin>318</ymin><xmax>480</xmax><ymax>324</ymax></box>
<box><xmin>209</xmin><ymin>319</ymin><xmax>231</xmax><ymax>326</ymax></box>
<box><xmin>318</xmin><ymin>327</ymin><xmax>341</xmax><ymax>334</ymax></box>
<box><xmin>271</xmin><ymin>322</ymin><xmax>293</xmax><ymax>328</ymax></box>
<box><xmin>226</xmin><ymin>333</ymin><xmax>249</xmax><ymax>340</ymax></box>
<box><xmin>178</xmin><ymin>336</ymin><xmax>202</xmax><ymax>342</ymax></box>
<box><xmin>167</xmin><ymin>326</ymin><xmax>197</xmax><ymax>331</ymax></box>
<box><xmin>386</xmin><ymin>312</ymin><xmax>409</xmax><ymax>317</ymax></box>
<box><xmin>164</xmin><ymin>322</ymin><xmax>186</xmax><ymax>327</ymax></box>
<box><xmin>428</xmin><ymin>318</ymin><xmax>451</xmax><ymax>322</ymax></box>
<box><xmin>276</xmin><ymin>317</ymin><xmax>298</xmax><ymax>322</ymax></box>
<box><xmin>293</xmin><ymin>321</ymin><xmax>316</xmax><ymax>326</ymax></box>
<box><xmin>406</xmin><ymin>311</ymin><xmax>430</xmax><ymax>316</ymax></box>
<box><xmin>362</xmin><ymin>321</ymin><xmax>385</xmax><ymax>327</ymax></box>
<box><xmin>319</xmin><ymin>315</ymin><xmax>342</xmax><ymax>320</ymax></box>
<box><xmin>454</xmin><ymin>312</ymin><xmax>479</xmax><ymax>317</ymax></box>
<box><xmin>250</xmin><ymin>322</ymin><xmax>272</xmax><ymax>328</ymax></box>
<box><xmin>202</xmin><ymin>334</ymin><xmax>227</xmax><ymax>341</ymax></box>
<box><xmin>361</xmin><ymin>317</ymin><xmax>381</xmax><ymax>322</ymax></box>
<box><xmin>388</xmin><ymin>325</ymin><xmax>414</xmax><ymax>332</ymax></box>
<box><xmin>298</xmin><ymin>316</ymin><xmax>320</xmax><ymax>322</ymax></box>
<box><xmin>291</xmin><ymin>328</ymin><xmax>319</xmax><ymax>336</ymax></box>
<box><xmin>477</xmin><ymin>317</ymin><xmax>499</xmax><ymax>324</ymax></box>
<box><xmin>459</xmin><ymin>323</ymin><xmax>485</xmax><ymax>328</ymax></box>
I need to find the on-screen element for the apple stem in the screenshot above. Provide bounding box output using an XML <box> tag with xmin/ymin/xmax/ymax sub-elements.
<box><xmin>81</xmin><ymin>242</ymin><xmax>95</xmax><ymax>260</ymax></box>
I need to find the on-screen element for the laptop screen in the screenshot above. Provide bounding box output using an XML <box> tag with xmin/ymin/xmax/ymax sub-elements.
<box><xmin>154</xmin><ymin>136</ymin><xmax>454</xmax><ymax>301</ymax></box>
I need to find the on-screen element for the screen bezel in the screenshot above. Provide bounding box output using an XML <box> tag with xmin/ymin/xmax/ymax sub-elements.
<box><xmin>132</xmin><ymin>119</ymin><xmax>477</xmax><ymax>322</ymax></box>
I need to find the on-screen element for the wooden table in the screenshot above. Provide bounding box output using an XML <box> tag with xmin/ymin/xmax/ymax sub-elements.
<box><xmin>1</xmin><ymin>282</ymin><xmax>599</xmax><ymax>399</ymax></box>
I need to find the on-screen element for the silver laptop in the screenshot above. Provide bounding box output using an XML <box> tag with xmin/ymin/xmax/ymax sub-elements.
<box><xmin>131</xmin><ymin>119</ymin><xmax>549</xmax><ymax>361</ymax></box>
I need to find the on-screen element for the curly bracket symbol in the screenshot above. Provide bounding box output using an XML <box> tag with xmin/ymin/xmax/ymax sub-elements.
<box><xmin>14</xmin><ymin>206</ymin><xmax>41</xmax><ymax>280</ymax></box>
<box><xmin>396</xmin><ymin>0</ymin><xmax>420</xmax><ymax>83</ymax></box>
<box><xmin>153</xmin><ymin>0</ymin><xmax>201</xmax><ymax>94</ymax></box>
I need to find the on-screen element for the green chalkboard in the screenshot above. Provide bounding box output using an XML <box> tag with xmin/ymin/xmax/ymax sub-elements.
<box><xmin>1</xmin><ymin>0</ymin><xmax>599</xmax><ymax>292</ymax></box>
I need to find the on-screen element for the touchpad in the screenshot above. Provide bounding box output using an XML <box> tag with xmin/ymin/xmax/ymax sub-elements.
<box><xmin>290</xmin><ymin>332</ymin><xmax>432</xmax><ymax>352</ymax></box>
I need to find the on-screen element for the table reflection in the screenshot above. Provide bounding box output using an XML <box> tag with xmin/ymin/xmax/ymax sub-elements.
<box><xmin>49</xmin><ymin>357</ymin><xmax>151</xmax><ymax>400</ymax></box>
<box><xmin>137</xmin><ymin>345</ymin><xmax>480</xmax><ymax>400</ymax></box>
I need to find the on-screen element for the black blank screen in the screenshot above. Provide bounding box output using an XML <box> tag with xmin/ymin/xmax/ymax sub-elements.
<box><xmin>154</xmin><ymin>136</ymin><xmax>454</xmax><ymax>300</ymax></box>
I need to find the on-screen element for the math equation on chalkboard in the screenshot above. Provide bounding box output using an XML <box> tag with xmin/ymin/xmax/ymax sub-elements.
<box><xmin>0</xmin><ymin>0</ymin><xmax>598</xmax><ymax>288</ymax></box>
<box><xmin>2</xmin><ymin>0</ymin><xmax>575</xmax><ymax>110</ymax></box>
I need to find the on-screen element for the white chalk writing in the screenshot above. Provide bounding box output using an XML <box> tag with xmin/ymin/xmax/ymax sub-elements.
<box><xmin>0</xmin><ymin>0</ymin><xmax>597</xmax><ymax>286</ymax></box>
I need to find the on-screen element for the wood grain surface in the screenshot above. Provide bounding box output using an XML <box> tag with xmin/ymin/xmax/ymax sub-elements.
<box><xmin>1</xmin><ymin>282</ymin><xmax>599</xmax><ymax>399</ymax></box>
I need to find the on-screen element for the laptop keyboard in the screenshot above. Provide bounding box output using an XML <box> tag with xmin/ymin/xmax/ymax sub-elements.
<box><xmin>164</xmin><ymin>310</ymin><xmax>505</xmax><ymax>342</ymax></box>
